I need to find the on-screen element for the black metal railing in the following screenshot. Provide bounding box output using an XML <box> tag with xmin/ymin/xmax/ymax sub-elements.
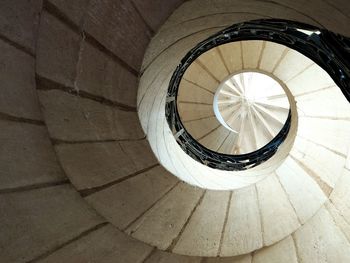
<box><xmin>165</xmin><ymin>19</ymin><xmax>350</xmax><ymax>171</ymax></box>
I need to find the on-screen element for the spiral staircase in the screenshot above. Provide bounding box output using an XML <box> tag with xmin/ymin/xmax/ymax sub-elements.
<box><xmin>178</xmin><ymin>58</ymin><xmax>291</xmax><ymax>155</ymax></box>
<box><xmin>1</xmin><ymin>0</ymin><xmax>350</xmax><ymax>262</ymax></box>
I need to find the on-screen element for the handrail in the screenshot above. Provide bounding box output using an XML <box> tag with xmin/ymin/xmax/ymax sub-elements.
<box><xmin>165</xmin><ymin>19</ymin><xmax>350</xmax><ymax>171</ymax></box>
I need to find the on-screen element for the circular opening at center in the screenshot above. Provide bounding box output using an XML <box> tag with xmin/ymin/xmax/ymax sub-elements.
<box><xmin>213</xmin><ymin>71</ymin><xmax>291</xmax><ymax>154</ymax></box>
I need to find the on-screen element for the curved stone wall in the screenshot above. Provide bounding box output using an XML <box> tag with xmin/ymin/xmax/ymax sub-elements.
<box><xmin>1</xmin><ymin>0</ymin><xmax>350</xmax><ymax>262</ymax></box>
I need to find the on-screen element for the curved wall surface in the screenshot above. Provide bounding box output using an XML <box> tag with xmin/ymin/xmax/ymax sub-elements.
<box><xmin>1</xmin><ymin>0</ymin><xmax>350</xmax><ymax>262</ymax></box>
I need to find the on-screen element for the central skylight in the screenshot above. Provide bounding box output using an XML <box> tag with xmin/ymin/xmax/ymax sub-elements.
<box><xmin>213</xmin><ymin>72</ymin><xmax>290</xmax><ymax>154</ymax></box>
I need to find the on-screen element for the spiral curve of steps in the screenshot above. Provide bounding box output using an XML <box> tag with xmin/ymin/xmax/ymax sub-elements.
<box><xmin>137</xmin><ymin>34</ymin><xmax>350</xmax><ymax>256</ymax></box>
<box><xmin>1</xmin><ymin>0</ymin><xmax>350</xmax><ymax>263</ymax></box>
<box><xmin>178</xmin><ymin>45</ymin><xmax>291</xmax><ymax>155</ymax></box>
<box><xmin>214</xmin><ymin>71</ymin><xmax>290</xmax><ymax>154</ymax></box>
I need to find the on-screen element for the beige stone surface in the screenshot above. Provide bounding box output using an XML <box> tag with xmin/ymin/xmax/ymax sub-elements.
<box><xmin>36</xmin><ymin>11</ymin><xmax>81</xmax><ymax>87</ymax></box>
<box><xmin>0</xmin><ymin>40</ymin><xmax>42</xmax><ymax>120</ymax></box>
<box><xmin>183</xmin><ymin>117</ymin><xmax>221</xmax><ymax>139</ymax></box>
<box><xmin>256</xmin><ymin>175</ymin><xmax>300</xmax><ymax>245</ymax></box>
<box><xmin>296</xmin><ymin>87</ymin><xmax>350</xmax><ymax>119</ymax></box>
<box><xmin>160</xmin><ymin>122</ymin><xmax>207</xmax><ymax>187</ymax></box>
<box><xmin>38</xmin><ymin>90</ymin><xmax>144</xmax><ymax>141</ymax></box>
<box><xmin>178</xmin><ymin>79</ymin><xmax>214</xmax><ymax>104</ymax></box>
<box><xmin>166</xmin><ymin>0</ymin><xmax>317</xmax><ymax>28</ymax></box>
<box><xmin>38</xmin><ymin>224</ymin><xmax>153</xmax><ymax>263</ymax></box>
<box><xmin>0</xmin><ymin>185</ymin><xmax>104</xmax><ymax>262</ymax></box>
<box><xmin>259</xmin><ymin>42</ymin><xmax>287</xmax><ymax>73</ymax></box>
<box><xmin>2</xmin><ymin>0</ymin><xmax>350</xmax><ymax>260</ymax></box>
<box><xmin>56</xmin><ymin>141</ymin><xmax>138</xmax><ymax>190</ymax></box>
<box><xmin>131</xmin><ymin>0</ymin><xmax>183</xmax><ymax>31</ymax></box>
<box><xmin>173</xmin><ymin>191</ymin><xmax>230</xmax><ymax>256</ymax></box>
<box><xmin>291</xmin><ymin>137</ymin><xmax>345</xmax><ymax>188</ymax></box>
<box><xmin>48</xmin><ymin>0</ymin><xmax>90</xmax><ymax>27</ymax></box>
<box><xmin>197</xmin><ymin>48</ymin><xmax>230</xmax><ymax>81</ymax></box>
<box><xmin>84</xmin><ymin>0</ymin><xmax>151</xmax><ymax>70</ymax></box>
<box><xmin>138</xmin><ymin>29</ymin><xmax>221</xmax><ymax>106</ymax></box>
<box><xmin>138</xmin><ymin>65</ymin><xmax>174</xmax><ymax>132</ymax></box>
<box><xmin>242</xmin><ymin>41</ymin><xmax>263</xmax><ymax>69</ymax></box>
<box><xmin>276</xmin><ymin>157</ymin><xmax>327</xmax><ymax>223</ymax></box>
<box><xmin>199</xmin><ymin>126</ymin><xmax>230</xmax><ymax>152</ymax></box>
<box><xmin>297</xmin><ymin>118</ymin><xmax>350</xmax><ymax>157</ymax></box>
<box><xmin>202</xmin><ymin>254</ymin><xmax>252</xmax><ymax>263</ymax></box>
<box><xmin>86</xmin><ymin>166</ymin><xmax>178</xmax><ymax>229</ymax></box>
<box><xmin>76</xmin><ymin>41</ymin><xmax>138</xmax><ymax>107</ymax></box>
<box><xmin>0</xmin><ymin>120</ymin><xmax>65</xmax><ymax>190</ymax></box>
<box><xmin>218</xmin><ymin>132</ymin><xmax>237</xmax><ymax>154</ymax></box>
<box><xmin>220</xmin><ymin>186</ymin><xmax>263</xmax><ymax>256</ymax></box>
<box><xmin>273</xmin><ymin>49</ymin><xmax>313</xmax><ymax>82</ymax></box>
<box><xmin>138</xmin><ymin>28</ymin><xmax>223</xmax><ymax>134</ymax></box>
<box><xmin>183</xmin><ymin>62</ymin><xmax>219</xmax><ymax>93</ymax></box>
<box><xmin>178</xmin><ymin>105</ymin><xmax>215</xmax><ymax>123</ymax></box>
<box><xmin>145</xmin><ymin>250</ymin><xmax>202</xmax><ymax>263</ymax></box>
<box><xmin>119</xmin><ymin>139</ymin><xmax>158</xmax><ymax>171</ymax></box>
<box><xmin>218</xmin><ymin>42</ymin><xmax>243</xmax><ymax>74</ymax></box>
<box><xmin>129</xmin><ymin>183</ymin><xmax>204</xmax><ymax>250</ymax></box>
<box><xmin>325</xmin><ymin>202</ymin><xmax>350</xmax><ymax>243</ymax></box>
<box><xmin>252</xmin><ymin>236</ymin><xmax>298</xmax><ymax>263</ymax></box>
<box><xmin>330</xmin><ymin>169</ymin><xmax>350</xmax><ymax>219</ymax></box>
<box><xmin>150</xmin><ymin>0</ymin><xmax>339</xmax><ymax>69</ymax></box>
<box><xmin>287</xmin><ymin>63</ymin><xmax>335</xmax><ymax>95</ymax></box>
<box><xmin>0</xmin><ymin>0</ymin><xmax>42</xmax><ymax>53</ymax></box>
<box><xmin>294</xmin><ymin>206</ymin><xmax>350</xmax><ymax>263</ymax></box>
<box><xmin>146</xmin><ymin>86</ymin><xmax>168</xmax><ymax>159</ymax></box>
<box><xmin>153</xmin><ymin>117</ymin><xmax>179</xmax><ymax>174</ymax></box>
<box><xmin>142</xmin><ymin>15</ymin><xmax>238</xmax><ymax>70</ymax></box>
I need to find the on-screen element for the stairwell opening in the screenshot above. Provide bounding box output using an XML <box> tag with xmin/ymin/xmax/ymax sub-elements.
<box><xmin>138</xmin><ymin>19</ymin><xmax>350</xmax><ymax>190</ymax></box>
<box><xmin>213</xmin><ymin>71</ymin><xmax>291</xmax><ymax>155</ymax></box>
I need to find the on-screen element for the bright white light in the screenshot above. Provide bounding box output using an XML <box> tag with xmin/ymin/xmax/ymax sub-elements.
<box><xmin>213</xmin><ymin>71</ymin><xmax>290</xmax><ymax>153</ymax></box>
<box><xmin>214</xmin><ymin>72</ymin><xmax>289</xmax><ymax>122</ymax></box>
<box><xmin>297</xmin><ymin>29</ymin><xmax>321</xmax><ymax>36</ymax></box>
<box><xmin>231</xmin><ymin>72</ymin><xmax>282</xmax><ymax>102</ymax></box>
